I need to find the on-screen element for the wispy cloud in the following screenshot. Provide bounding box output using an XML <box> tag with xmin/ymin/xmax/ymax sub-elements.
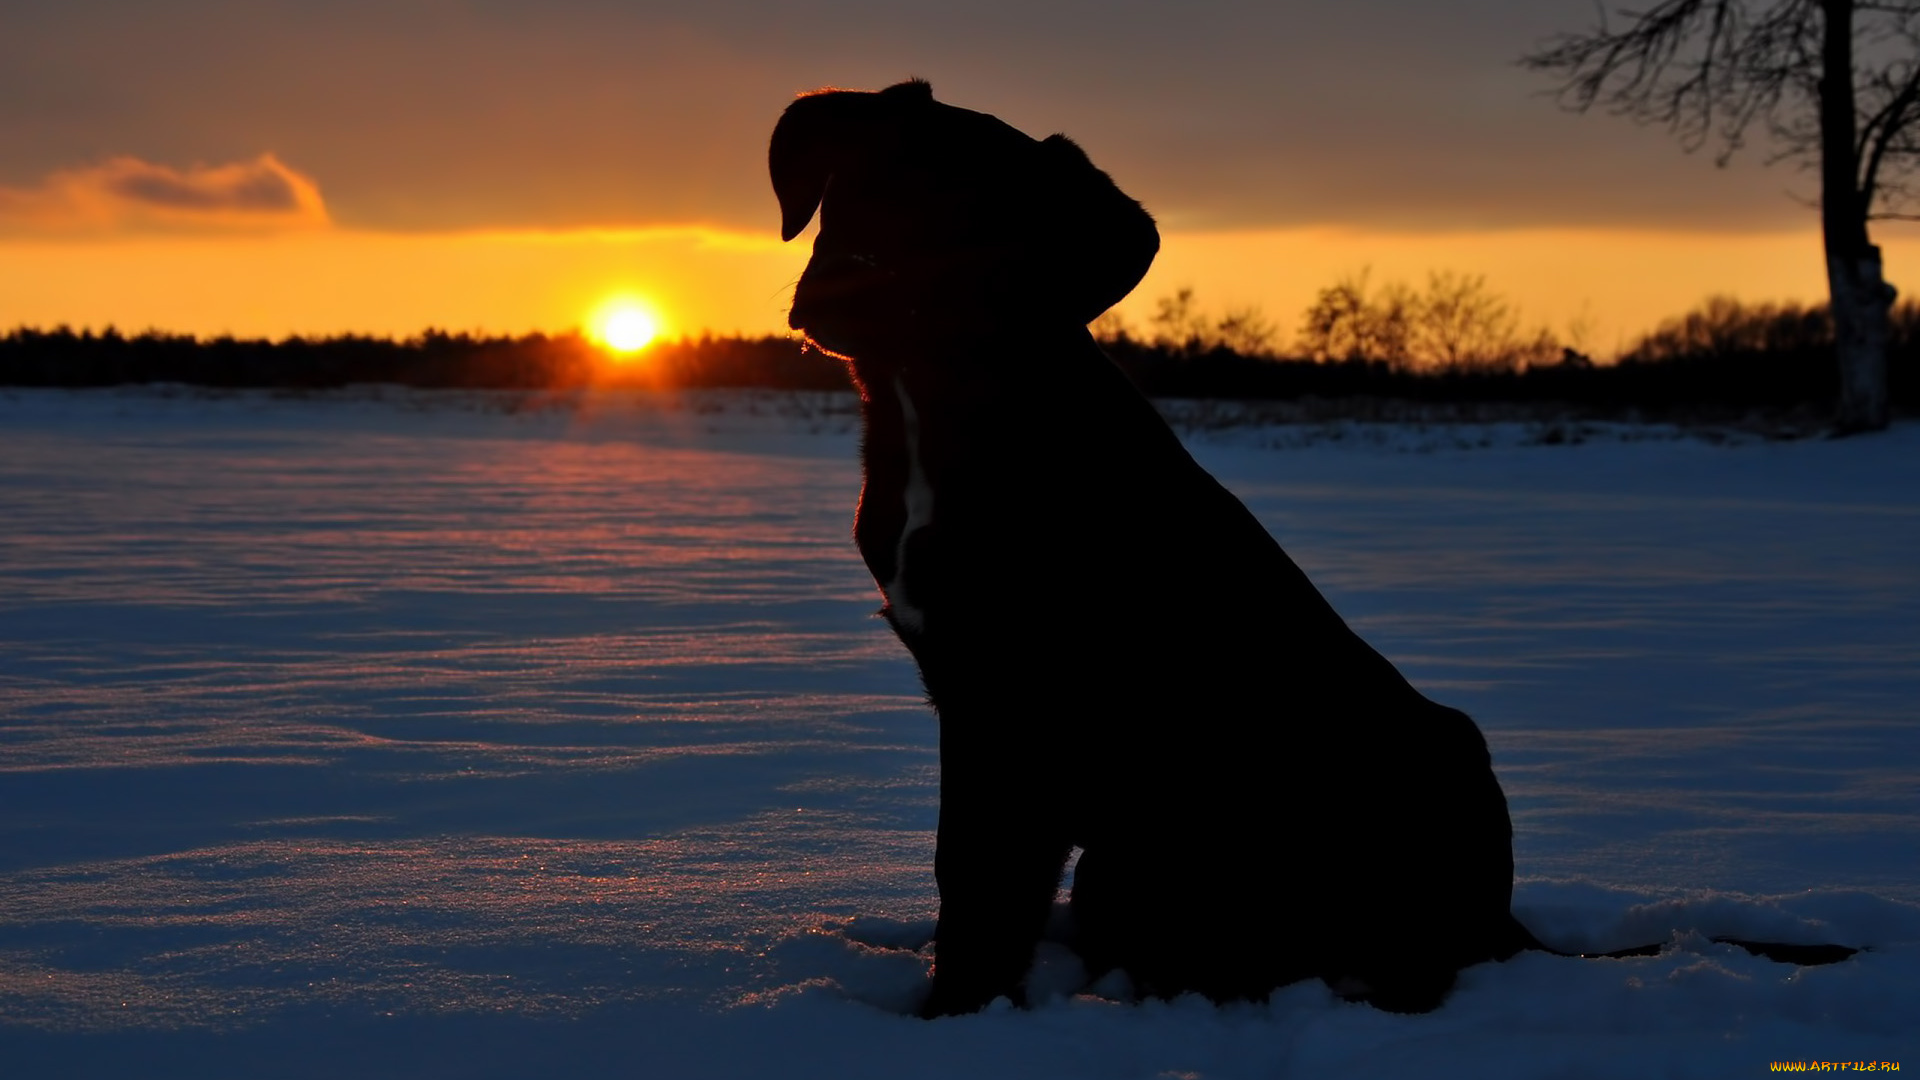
<box><xmin>0</xmin><ymin>155</ymin><xmax>329</xmax><ymax>234</ymax></box>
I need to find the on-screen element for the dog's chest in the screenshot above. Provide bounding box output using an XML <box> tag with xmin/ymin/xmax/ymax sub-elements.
<box><xmin>858</xmin><ymin>374</ymin><xmax>940</xmax><ymax>633</ymax></box>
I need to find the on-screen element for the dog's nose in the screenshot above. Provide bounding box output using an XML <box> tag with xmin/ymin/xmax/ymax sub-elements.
<box><xmin>786</xmin><ymin>298</ymin><xmax>811</xmax><ymax>332</ymax></box>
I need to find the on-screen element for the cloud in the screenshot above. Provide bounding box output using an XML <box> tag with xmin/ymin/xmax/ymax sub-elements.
<box><xmin>0</xmin><ymin>154</ymin><xmax>330</xmax><ymax>234</ymax></box>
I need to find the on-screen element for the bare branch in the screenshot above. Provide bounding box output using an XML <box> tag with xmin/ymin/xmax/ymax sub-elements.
<box><xmin>1523</xmin><ymin>1</ymin><xmax>1776</xmax><ymax>152</ymax></box>
<box><xmin>1856</xmin><ymin>60</ymin><xmax>1920</xmax><ymax>202</ymax></box>
<box><xmin>1853</xmin><ymin>14</ymin><xmax>1920</xmax><ymax>209</ymax></box>
<box><xmin>1521</xmin><ymin>1</ymin><xmax>1824</xmax><ymax>154</ymax></box>
<box><xmin>1523</xmin><ymin>0</ymin><xmax>1920</xmax><ymax>216</ymax></box>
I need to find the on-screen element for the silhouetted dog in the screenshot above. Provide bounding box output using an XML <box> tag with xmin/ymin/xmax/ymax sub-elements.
<box><xmin>768</xmin><ymin>80</ymin><xmax>1849</xmax><ymax>1017</ymax></box>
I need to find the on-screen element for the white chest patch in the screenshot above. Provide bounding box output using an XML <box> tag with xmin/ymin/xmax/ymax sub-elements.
<box><xmin>883</xmin><ymin>375</ymin><xmax>935</xmax><ymax>632</ymax></box>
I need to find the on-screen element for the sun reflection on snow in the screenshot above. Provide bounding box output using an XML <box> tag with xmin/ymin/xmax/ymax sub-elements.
<box><xmin>0</xmin><ymin>825</ymin><xmax>937</xmax><ymax>1025</ymax></box>
<box><xmin>0</xmin><ymin>401</ymin><xmax>867</xmax><ymax>610</ymax></box>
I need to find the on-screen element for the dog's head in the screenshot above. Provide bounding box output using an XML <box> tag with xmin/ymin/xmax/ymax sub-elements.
<box><xmin>771</xmin><ymin>80</ymin><xmax>1158</xmax><ymax>356</ymax></box>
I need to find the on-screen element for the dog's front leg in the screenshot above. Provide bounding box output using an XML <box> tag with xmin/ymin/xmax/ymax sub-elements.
<box><xmin>921</xmin><ymin>726</ymin><xmax>1070</xmax><ymax>1017</ymax></box>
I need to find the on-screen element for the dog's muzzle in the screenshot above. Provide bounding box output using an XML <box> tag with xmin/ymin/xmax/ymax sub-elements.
<box><xmin>789</xmin><ymin>250</ymin><xmax>903</xmax><ymax>337</ymax></box>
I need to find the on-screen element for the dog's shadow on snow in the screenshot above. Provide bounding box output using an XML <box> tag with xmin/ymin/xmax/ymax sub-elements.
<box><xmin>737</xmin><ymin>883</ymin><xmax>1919</xmax><ymax>1019</ymax></box>
<box><xmin>742</xmin><ymin>904</ymin><xmax>1128</xmax><ymax>1016</ymax></box>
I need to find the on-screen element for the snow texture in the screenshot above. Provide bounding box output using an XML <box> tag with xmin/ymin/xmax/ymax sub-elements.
<box><xmin>0</xmin><ymin>387</ymin><xmax>1914</xmax><ymax>1078</ymax></box>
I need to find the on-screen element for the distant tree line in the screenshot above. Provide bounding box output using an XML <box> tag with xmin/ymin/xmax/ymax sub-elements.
<box><xmin>2</xmin><ymin>286</ymin><xmax>1913</xmax><ymax>418</ymax></box>
<box><xmin>1086</xmin><ymin>281</ymin><xmax>1915</xmax><ymax>414</ymax></box>
<box><xmin>1100</xmin><ymin>305</ymin><xmax>1911</xmax><ymax>414</ymax></box>
<box><xmin>0</xmin><ymin>327</ymin><xmax>849</xmax><ymax>392</ymax></box>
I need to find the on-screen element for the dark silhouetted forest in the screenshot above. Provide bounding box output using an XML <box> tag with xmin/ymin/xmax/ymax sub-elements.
<box><xmin>2</xmin><ymin>294</ymin><xmax>1913</xmax><ymax>420</ymax></box>
<box><xmin>0</xmin><ymin>328</ymin><xmax>847</xmax><ymax>393</ymax></box>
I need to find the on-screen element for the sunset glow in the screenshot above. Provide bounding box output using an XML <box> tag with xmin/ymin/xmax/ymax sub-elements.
<box><xmin>4</xmin><ymin>223</ymin><xmax>1912</xmax><ymax>356</ymax></box>
<box><xmin>591</xmin><ymin>298</ymin><xmax>661</xmax><ymax>355</ymax></box>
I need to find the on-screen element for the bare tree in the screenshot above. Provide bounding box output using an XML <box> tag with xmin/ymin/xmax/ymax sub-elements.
<box><xmin>1149</xmin><ymin>287</ymin><xmax>1215</xmax><ymax>355</ymax></box>
<box><xmin>1142</xmin><ymin>287</ymin><xmax>1282</xmax><ymax>356</ymax></box>
<box><xmin>1212</xmin><ymin>305</ymin><xmax>1282</xmax><ymax>357</ymax></box>
<box><xmin>1524</xmin><ymin>0</ymin><xmax>1920</xmax><ymax>432</ymax></box>
<box><xmin>1299</xmin><ymin>268</ymin><xmax>1556</xmax><ymax>371</ymax></box>
<box><xmin>1416</xmin><ymin>270</ymin><xmax>1526</xmax><ymax>371</ymax></box>
<box><xmin>1299</xmin><ymin>270</ymin><xmax>1417</xmax><ymax>364</ymax></box>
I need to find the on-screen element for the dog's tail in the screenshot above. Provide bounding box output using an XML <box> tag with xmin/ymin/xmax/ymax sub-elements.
<box><xmin>1499</xmin><ymin>912</ymin><xmax>1859</xmax><ymax>965</ymax></box>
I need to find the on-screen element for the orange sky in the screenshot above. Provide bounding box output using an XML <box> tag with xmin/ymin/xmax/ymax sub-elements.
<box><xmin>7</xmin><ymin>1</ymin><xmax>1920</xmax><ymax>354</ymax></box>
<box><xmin>4</xmin><ymin>222</ymin><xmax>1915</xmax><ymax>356</ymax></box>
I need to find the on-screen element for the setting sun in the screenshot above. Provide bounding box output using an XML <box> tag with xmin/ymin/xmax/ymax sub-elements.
<box><xmin>590</xmin><ymin>298</ymin><xmax>661</xmax><ymax>355</ymax></box>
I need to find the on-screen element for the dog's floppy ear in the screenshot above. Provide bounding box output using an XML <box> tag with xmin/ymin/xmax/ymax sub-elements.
<box><xmin>770</xmin><ymin>91</ymin><xmax>865</xmax><ymax>242</ymax></box>
<box><xmin>770</xmin><ymin>81</ymin><xmax>932</xmax><ymax>242</ymax></box>
<box><xmin>1034</xmin><ymin>134</ymin><xmax>1160</xmax><ymax>324</ymax></box>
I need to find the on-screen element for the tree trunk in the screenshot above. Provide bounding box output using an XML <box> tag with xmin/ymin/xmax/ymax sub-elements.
<box><xmin>1821</xmin><ymin>0</ymin><xmax>1894</xmax><ymax>433</ymax></box>
<box><xmin>1829</xmin><ymin>246</ymin><xmax>1893</xmax><ymax>432</ymax></box>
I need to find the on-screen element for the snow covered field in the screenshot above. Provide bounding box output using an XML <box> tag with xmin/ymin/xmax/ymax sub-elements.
<box><xmin>1</xmin><ymin>387</ymin><xmax>1914</xmax><ymax>1078</ymax></box>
